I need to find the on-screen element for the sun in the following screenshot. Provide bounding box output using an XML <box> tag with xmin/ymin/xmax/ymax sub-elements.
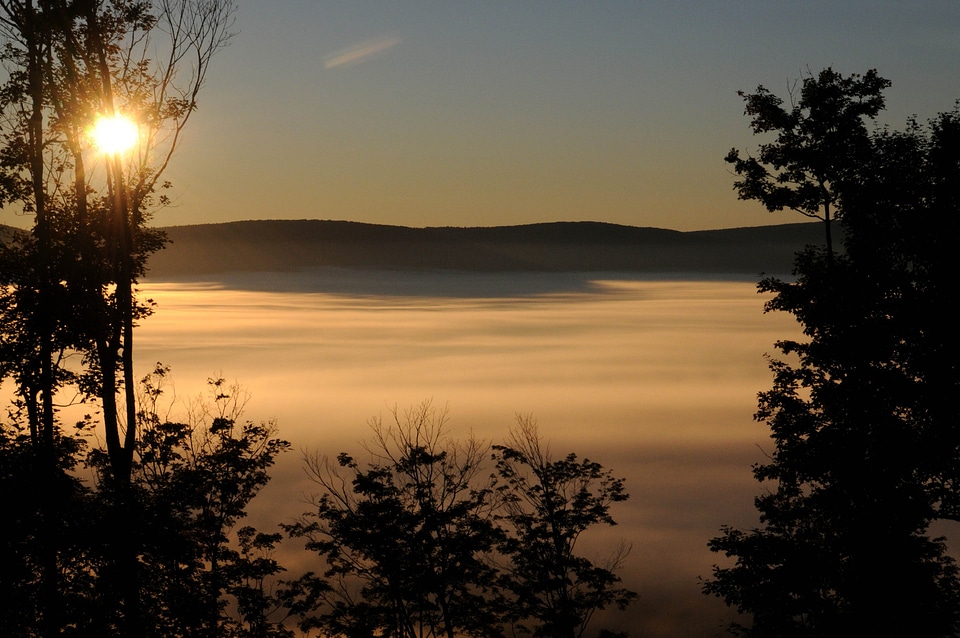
<box><xmin>91</xmin><ymin>114</ymin><xmax>138</xmax><ymax>155</ymax></box>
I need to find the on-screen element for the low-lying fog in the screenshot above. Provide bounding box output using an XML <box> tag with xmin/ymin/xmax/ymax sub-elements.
<box><xmin>130</xmin><ymin>270</ymin><xmax>798</xmax><ymax>636</ymax></box>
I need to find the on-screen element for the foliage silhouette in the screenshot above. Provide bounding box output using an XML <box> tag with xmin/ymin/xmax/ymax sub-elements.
<box><xmin>705</xmin><ymin>72</ymin><xmax>960</xmax><ymax>636</ymax></box>
<box><xmin>283</xmin><ymin>401</ymin><xmax>502</xmax><ymax>638</ymax></box>
<box><xmin>724</xmin><ymin>67</ymin><xmax>890</xmax><ymax>256</ymax></box>
<box><xmin>284</xmin><ymin>403</ymin><xmax>637</xmax><ymax>638</ymax></box>
<box><xmin>0</xmin><ymin>368</ymin><xmax>292</xmax><ymax>637</ymax></box>
<box><xmin>0</xmin><ymin>411</ymin><xmax>98</xmax><ymax>637</ymax></box>
<box><xmin>492</xmin><ymin>417</ymin><xmax>637</xmax><ymax>638</ymax></box>
<box><xmin>0</xmin><ymin>2</ymin><xmax>236</xmax><ymax>635</ymax></box>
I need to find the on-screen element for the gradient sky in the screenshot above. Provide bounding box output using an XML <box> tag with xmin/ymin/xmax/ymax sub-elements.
<box><xmin>159</xmin><ymin>1</ymin><xmax>960</xmax><ymax>231</ymax></box>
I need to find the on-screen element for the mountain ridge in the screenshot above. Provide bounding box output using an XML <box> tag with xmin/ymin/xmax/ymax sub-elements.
<box><xmin>146</xmin><ymin>218</ymin><xmax>821</xmax><ymax>276</ymax></box>
<box><xmin>1</xmin><ymin>219</ymin><xmax>825</xmax><ymax>277</ymax></box>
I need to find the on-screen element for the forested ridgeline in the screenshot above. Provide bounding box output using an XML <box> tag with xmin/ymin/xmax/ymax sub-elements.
<box><xmin>140</xmin><ymin>219</ymin><xmax>823</xmax><ymax>276</ymax></box>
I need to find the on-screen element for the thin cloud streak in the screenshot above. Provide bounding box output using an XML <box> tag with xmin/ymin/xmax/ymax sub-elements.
<box><xmin>324</xmin><ymin>36</ymin><xmax>401</xmax><ymax>69</ymax></box>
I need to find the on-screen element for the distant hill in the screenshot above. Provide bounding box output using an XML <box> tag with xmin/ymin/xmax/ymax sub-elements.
<box><xmin>143</xmin><ymin>219</ymin><xmax>823</xmax><ymax>277</ymax></box>
<box><xmin>0</xmin><ymin>219</ymin><xmax>826</xmax><ymax>277</ymax></box>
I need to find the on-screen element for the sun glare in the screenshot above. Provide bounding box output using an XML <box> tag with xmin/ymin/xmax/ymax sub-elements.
<box><xmin>91</xmin><ymin>115</ymin><xmax>138</xmax><ymax>155</ymax></box>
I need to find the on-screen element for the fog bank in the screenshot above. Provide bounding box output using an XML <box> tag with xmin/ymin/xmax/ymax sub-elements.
<box><xmin>130</xmin><ymin>272</ymin><xmax>798</xmax><ymax>636</ymax></box>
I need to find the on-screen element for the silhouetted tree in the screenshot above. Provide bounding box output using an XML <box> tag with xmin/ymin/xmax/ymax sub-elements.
<box><xmin>223</xmin><ymin>526</ymin><xmax>294</xmax><ymax>638</ymax></box>
<box><xmin>705</xmin><ymin>79</ymin><xmax>960</xmax><ymax>636</ymax></box>
<box><xmin>0</xmin><ymin>2</ymin><xmax>235</xmax><ymax>635</ymax></box>
<box><xmin>0</xmin><ymin>412</ymin><xmax>100</xmax><ymax>637</ymax></box>
<box><xmin>285</xmin><ymin>405</ymin><xmax>637</xmax><ymax>638</ymax></box>
<box><xmin>724</xmin><ymin>68</ymin><xmax>890</xmax><ymax>256</ymax></box>
<box><xmin>492</xmin><ymin>417</ymin><xmax>637</xmax><ymax>638</ymax></box>
<box><xmin>0</xmin><ymin>367</ymin><xmax>292</xmax><ymax>637</ymax></box>
<box><xmin>107</xmin><ymin>368</ymin><xmax>293</xmax><ymax>637</ymax></box>
<box><xmin>0</xmin><ymin>0</ymin><xmax>235</xmax><ymax>484</ymax></box>
<box><xmin>284</xmin><ymin>401</ymin><xmax>502</xmax><ymax>638</ymax></box>
<box><xmin>835</xmin><ymin>106</ymin><xmax>960</xmax><ymax>522</ymax></box>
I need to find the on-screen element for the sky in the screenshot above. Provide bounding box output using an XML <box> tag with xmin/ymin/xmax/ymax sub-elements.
<box><xmin>158</xmin><ymin>1</ymin><xmax>960</xmax><ymax>231</ymax></box>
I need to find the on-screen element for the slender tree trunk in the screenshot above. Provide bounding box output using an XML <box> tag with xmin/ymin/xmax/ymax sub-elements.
<box><xmin>821</xmin><ymin>185</ymin><xmax>834</xmax><ymax>262</ymax></box>
<box><xmin>81</xmin><ymin>4</ymin><xmax>144</xmax><ymax>629</ymax></box>
<box><xmin>112</xmin><ymin>152</ymin><xmax>138</xmax><ymax>466</ymax></box>
<box><xmin>106</xmin><ymin>163</ymin><xmax>145</xmax><ymax>637</ymax></box>
<box><xmin>24</xmin><ymin>3</ymin><xmax>63</xmax><ymax>635</ymax></box>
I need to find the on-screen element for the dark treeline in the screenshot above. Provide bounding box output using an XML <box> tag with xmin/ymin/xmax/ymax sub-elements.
<box><xmin>282</xmin><ymin>403</ymin><xmax>637</xmax><ymax>638</ymax></box>
<box><xmin>143</xmin><ymin>219</ymin><xmax>822</xmax><ymax>276</ymax></box>
<box><xmin>2</xmin><ymin>375</ymin><xmax>638</xmax><ymax>637</ymax></box>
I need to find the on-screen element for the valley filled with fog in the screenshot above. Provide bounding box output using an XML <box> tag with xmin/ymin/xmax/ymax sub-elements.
<box><xmin>126</xmin><ymin>270</ymin><xmax>800</xmax><ymax>635</ymax></box>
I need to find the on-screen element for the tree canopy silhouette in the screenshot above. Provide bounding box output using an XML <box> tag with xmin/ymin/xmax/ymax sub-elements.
<box><xmin>0</xmin><ymin>2</ymin><xmax>254</xmax><ymax>636</ymax></box>
<box><xmin>705</xmin><ymin>71</ymin><xmax>960</xmax><ymax>637</ymax></box>
<box><xmin>492</xmin><ymin>417</ymin><xmax>636</xmax><ymax>638</ymax></box>
<box><xmin>724</xmin><ymin>68</ymin><xmax>890</xmax><ymax>256</ymax></box>
<box><xmin>284</xmin><ymin>402</ymin><xmax>501</xmax><ymax>638</ymax></box>
<box><xmin>283</xmin><ymin>402</ymin><xmax>637</xmax><ymax>638</ymax></box>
